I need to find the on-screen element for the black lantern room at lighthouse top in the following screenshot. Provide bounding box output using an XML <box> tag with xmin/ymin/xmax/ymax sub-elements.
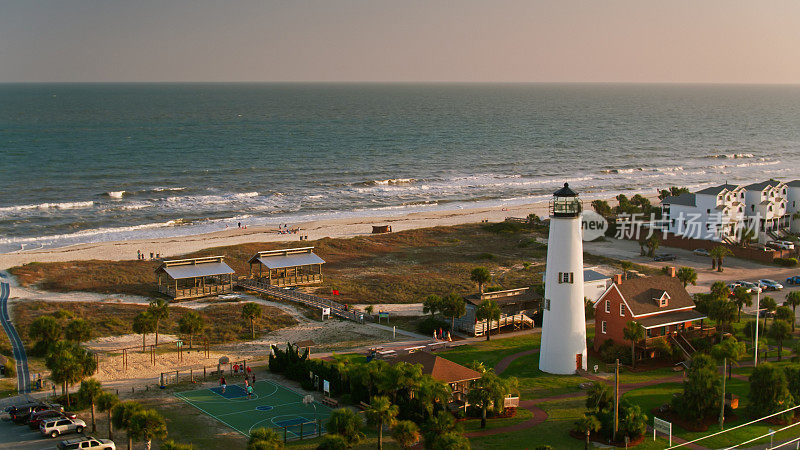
<box><xmin>550</xmin><ymin>183</ymin><xmax>582</xmax><ymax>218</ymax></box>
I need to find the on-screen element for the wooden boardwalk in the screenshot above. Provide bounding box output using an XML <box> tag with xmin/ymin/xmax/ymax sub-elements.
<box><xmin>237</xmin><ymin>280</ymin><xmax>363</xmax><ymax>322</ymax></box>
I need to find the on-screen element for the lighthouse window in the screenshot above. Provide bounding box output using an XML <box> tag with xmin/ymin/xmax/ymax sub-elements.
<box><xmin>601</xmin><ymin>321</ymin><xmax>607</xmax><ymax>334</ymax></box>
<box><xmin>545</xmin><ymin>299</ymin><xmax>551</xmax><ymax>311</ymax></box>
<box><xmin>558</xmin><ymin>272</ymin><xmax>574</xmax><ymax>284</ymax></box>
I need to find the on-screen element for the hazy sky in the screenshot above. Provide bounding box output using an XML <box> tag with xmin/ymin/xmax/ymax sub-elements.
<box><xmin>2</xmin><ymin>0</ymin><xmax>800</xmax><ymax>83</ymax></box>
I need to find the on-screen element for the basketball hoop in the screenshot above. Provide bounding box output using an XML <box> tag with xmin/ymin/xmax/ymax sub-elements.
<box><xmin>303</xmin><ymin>394</ymin><xmax>314</xmax><ymax>405</ymax></box>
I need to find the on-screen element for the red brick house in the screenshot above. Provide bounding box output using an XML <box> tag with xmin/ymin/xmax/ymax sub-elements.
<box><xmin>593</xmin><ymin>269</ymin><xmax>711</xmax><ymax>359</ymax></box>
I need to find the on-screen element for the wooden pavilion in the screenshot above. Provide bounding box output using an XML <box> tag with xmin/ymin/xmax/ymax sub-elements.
<box><xmin>247</xmin><ymin>247</ymin><xmax>325</xmax><ymax>287</ymax></box>
<box><xmin>155</xmin><ymin>256</ymin><xmax>235</xmax><ymax>300</ymax></box>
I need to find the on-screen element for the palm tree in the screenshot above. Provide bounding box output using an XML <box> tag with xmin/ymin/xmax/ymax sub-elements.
<box><xmin>761</xmin><ymin>296</ymin><xmax>777</xmax><ymax>329</ymax></box>
<box><xmin>475</xmin><ymin>298</ymin><xmax>501</xmax><ymax>341</ymax></box>
<box><xmin>97</xmin><ymin>391</ymin><xmax>119</xmax><ymax>441</ymax></box>
<box><xmin>65</xmin><ymin>319</ymin><xmax>92</xmax><ymax>343</ymax></box>
<box><xmin>178</xmin><ymin>311</ymin><xmax>204</xmax><ymax>348</ymax></box>
<box><xmin>586</xmin><ymin>381</ymin><xmax>612</xmax><ymax>412</ymax></box>
<box><xmin>770</xmin><ymin>320</ymin><xmax>793</xmax><ymax>361</ymax></box>
<box><xmin>132</xmin><ymin>312</ymin><xmax>156</xmax><ymax>351</ymax></box>
<box><xmin>128</xmin><ymin>409</ymin><xmax>167</xmax><ymax>450</ymax></box>
<box><xmin>422</xmin><ymin>294</ymin><xmax>442</xmax><ymax>318</ymax></box>
<box><xmin>470</xmin><ymin>267</ymin><xmax>492</xmax><ymax>293</ymax></box>
<box><xmin>623</xmin><ymin>321</ymin><xmax>645</xmax><ymax>369</ymax></box>
<box><xmin>391</xmin><ymin>420</ymin><xmax>420</xmax><ymax>449</ymax></box>
<box><xmin>364</xmin><ymin>396</ymin><xmax>399</xmax><ymax>450</ymax></box>
<box><xmin>709</xmin><ymin>246</ymin><xmax>733</xmax><ymax>272</ymax></box>
<box><xmin>467</xmin><ymin>370</ymin><xmax>515</xmax><ymax>428</ymax></box>
<box><xmin>710</xmin><ymin>297</ymin><xmax>737</xmax><ymax>342</ymax></box>
<box><xmin>732</xmin><ymin>287</ymin><xmax>752</xmax><ymax>322</ymax></box>
<box><xmin>77</xmin><ymin>378</ymin><xmax>103</xmax><ymax>432</ymax></box>
<box><xmin>45</xmin><ymin>341</ymin><xmax>97</xmax><ymax>407</ymax></box>
<box><xmin>147</xmin><ymin>298</ymin><xmax>170</xmax><ymax>347</ymax></box>
<box><xmin>326</xmin><ymin>408</ymin><xmax>365</xmax><ymax>445</ymax></box>
<box><xmin>785</xmin><ymin>291</ymin><xmax>800</xmax><ymax>332</ymax></box>
<box><xmin>112</xmin><ymin>401</ymin><xmax>143</xmax><ymax>450</ymax></box>
<box><xmin>620</xmin><ymin>261</ymin><xmax>633</xmax><ymax>280</ymax></box>
<box><xmin>645</xmin><ymin>234</ymin><xmax>660</xmax><ymax>257</ymax></box>
<box><xmin>241</xmin><ymin>303</ymin><xmax>262</xmax><ymax>339</ymax></box>
<box><xmin>441</xmin><ymin>293</ymin><xmax>466</xmax><ymax>332</ymax></box>
<box><xmin>676</xmin><ymin>267</ymin><xmax>698</xmax><ymax>288</ymax></box>
<box><xmin>711</xmin><ymin>336</ymin><xmax>746</xmax><ymax>381</ymax></box>
<box><xmin>248</xmin><ymin>427</ymin><xmax>283</xmax><ymax>449</ymax></box>
<box><xmin>575</xmin><ymin>414</ymin><xmax>602</xmax><ymax>450</ymax></box>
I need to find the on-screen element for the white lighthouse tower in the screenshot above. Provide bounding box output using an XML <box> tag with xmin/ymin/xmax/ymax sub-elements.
<box><xmin>539</xmin><ymin>183</ymin><xmax>587</xmax><ymax>374</ymax></box>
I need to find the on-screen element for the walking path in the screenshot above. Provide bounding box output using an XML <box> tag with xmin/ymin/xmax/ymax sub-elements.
<box><xmin>464</xmin><ymin>347</ymin><xmax>703</xmax><ymax>448</ymax></box>
<box><xmin>0</xmin><ymin>282</ymin><xmax>30</xmax><ymax>394</ymax></box>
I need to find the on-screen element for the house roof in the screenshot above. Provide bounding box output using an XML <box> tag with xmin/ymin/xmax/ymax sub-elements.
<box><xmin>696</xmin><ymin>184</ymin><xmax>740</xmax><ymax>196</ymax></box>
<box><xmin>389</xmin><ymin>351</ymin><xmax>482</xmax><ymax>383</ymax></box>
<box><xmin>156</xmin><ymin>257</ymin><xmax>234</xmax><ymax>280</ymax></box>
<box><xmin>584</xmin><ymin>269</ymin><xmax>610</xmax><ymax>282</ymax></box>
<box><xmin>635</xmin><ymin>309</ymin><xmax>707</xmax><ymax>329</ymax></box>
<box><xmin>612</xmin><ymin>276</ymin><xmax>696</xmax><ymax>317</ymax></box>
<box><xmin>661</xmin><ymin>193</ymin><xmax>696</xmax><ymax>207</ymax></box>
<box><xmin>745</xmin><ymin>179</ymin><xmax>781</xmax><ymax>191</ymax></box>
<box><xmin>248</xmin><ymin>247</ymin><xmax>325</xmax><ymax>269</ymax></box>
<box><xmin>464</xmin><ymin>287</ymin><xmax>542</xmax><ymax>307</ymax></box>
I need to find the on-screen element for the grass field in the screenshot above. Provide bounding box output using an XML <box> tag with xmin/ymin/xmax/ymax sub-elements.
<box><xmin>176</xmin><ymin>379</ymin><xmax>333</xmax><ymax>440</ymax></box>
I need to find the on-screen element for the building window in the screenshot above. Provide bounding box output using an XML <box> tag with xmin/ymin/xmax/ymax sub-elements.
<box><xmin>601</xmin><ymin>321</ymin><xmax>607</xmax><ymax>334</ymax></box>
<box><xmin>619</xmin><ymin>304</ymin><xmax>625</xmax><ymax>317</ymax></box>
<box><xmin>646</xmin><ymin>329</ymin><xmax>652</xmax><ymax>338</ymax></box>
<box><xmin>545</xmin><ymin>299</ymin><xmax>550</xmax><ymax>311</ymax></box>
<box><xmin>558</xmin><ymin>272</ymin><xmax>574</xmax><ymax>284</ymax></box>
<box><xmin>605</xmin><ymin>300</ymin><xmax>610</xmax><ymax>313</ymax></box>
<box><xmin>706</xmin><ymin>209</ymin><xmax>711</xmax><ymax>214</ymax></box>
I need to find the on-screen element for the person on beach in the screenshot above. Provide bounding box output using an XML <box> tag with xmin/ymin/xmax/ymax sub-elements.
<box><xmin>137</xmin><ymin>250</ymin><xmax>141</xmax><ymax>260</ymax></box>
<box><xmin>220</xmin><ymin>376</ymin><xmax>226</xmax><ymax>393</ymax></box>
<box><xmin>150</xmin><ymin>252</ymin><xmax>154</xmax><ymax>259</ymax></box>
<box><xmin>238</xmin><ymin>222</ymin><xmax>241</xmax><ymax>229</ymax></box>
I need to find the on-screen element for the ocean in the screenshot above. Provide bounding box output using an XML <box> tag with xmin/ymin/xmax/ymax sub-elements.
<box><xmin>1</xmin><ymin>83</ymin><xmax>800</xmax><ymax>253</ymax></box>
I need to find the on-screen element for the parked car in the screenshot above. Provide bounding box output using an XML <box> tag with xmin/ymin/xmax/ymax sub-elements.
<box><xmin>758</xmin><ymin>279</ymin><xmax>784</xmax><ymax>291</ymax></box>
<box><xmin>768</xmin><ymin>241</ymin><xmax>795</xmax><ymax>251</ymax></box>
<box><xmin>654</xmin><ymin>254</ymin><xmax>677</xmax><ymax>261</ymax></box>
<box><xmin>28</xmin><ymin>410</ymin><xmax>77</xmax><ymax>430</ymax></box>
<box><xmin>57</xmin><ymin>436</ymin><xmax>116</xmax><ymax>450</ymax></box>
<box><xmin>726</xmin><ymin>283</ymin><xmax>742</xmax><ymax>295</ymax></box>
<box><xmin>786</xmin><ymin>275</ymin><xmax>800</xmax><ymax>285</ymax></box>
<box><xmin>40</xmin><ymin>417</ymin><xmax>86</xmax><ymax>438</ymax></box>
<box><xmin>736</xmin><ymin>281</ymin><xmax>762</xmax><ymax>294</ymax></box>
<box><xmin>9</xmin><ymin>403</ymin><xmax>50</xmax><ymax>424</ymax></box>
<box><xmin>693</xmin><ymin>248</ymin><xmax>710</xmax><ymax>256</ymax></box>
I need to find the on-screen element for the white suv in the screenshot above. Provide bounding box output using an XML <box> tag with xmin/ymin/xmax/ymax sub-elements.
<box><xmin>58</xmin><ymin>436</ymin><xmax>116</xmax><ymax>450</ymax></box>
<box><xmin>40</xmin><ymin>417</ymin><xmax>86</xmax><ymax>438</ymax></box>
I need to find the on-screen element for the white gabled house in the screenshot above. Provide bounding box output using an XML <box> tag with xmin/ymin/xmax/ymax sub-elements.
<box><xmin>661</xmin><ymin>179</ymin><xmax>796</xmax><ymax>244</ymax></box>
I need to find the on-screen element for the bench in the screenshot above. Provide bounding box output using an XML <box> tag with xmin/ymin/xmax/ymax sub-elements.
<box><xmin>321</xmin><ymin>397</ymin><xmax>338</xmax><ymax>408</ymax></box>
<box><xmin>358</xmin><ymin>401</ymin><xmax>370</xmax><ymax>410</ymax></box>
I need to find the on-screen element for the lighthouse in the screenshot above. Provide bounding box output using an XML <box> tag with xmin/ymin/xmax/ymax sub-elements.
<box><xmin>539</xmin><ymin>183</ymin><xmax>587</xmax><ymax>374</ymax></box>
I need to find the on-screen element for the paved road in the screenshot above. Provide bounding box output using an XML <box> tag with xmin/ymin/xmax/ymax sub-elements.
<box><xmin>0</xmin><ymin>282</ymin><xmax>30</xmax><ymax>394</ymax></box>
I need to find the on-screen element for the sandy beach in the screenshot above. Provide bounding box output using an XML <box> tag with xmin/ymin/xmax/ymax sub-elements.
<box><xmin>0</xmin><ymin>200</ymin><xmax>554</xmax><ymax>270</ymax></box>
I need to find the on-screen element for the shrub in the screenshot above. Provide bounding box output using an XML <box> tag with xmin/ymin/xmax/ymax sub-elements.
<box><xmin>416</xmin><ymin>317</ymin><xmax>450</xmax><ymax>336</ymax></box>
<box><xmin>4</xmin><ymin>356</ymin><xmax>15</xmax><ymax>379</ymax></box>
<box><xmin>599</xmin><ymin>340</ymin><xmax>631</xmax><ymax>365</ymax></box>
<box><xmin>476</xmin><ymin>252</ymin><xmax>495</xmax><ymax>260</ymax></box>
<box><xmin>482</xmin><ymin>222</ymin><xmax>524</xmax><ymax>234</ymax></box>
<box><xmin>774</xmin><ymin>258</ymin><xmax>799</xmax><ymax>267</ymax></box>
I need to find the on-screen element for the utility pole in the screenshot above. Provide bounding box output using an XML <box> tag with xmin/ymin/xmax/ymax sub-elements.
<box><xmin>614</xmin><ymin>358</ymin><xmax>619</xmax><ymax>441</ymax></box>
<box><xmin>754</xmin><ymin>290</ymin><xmax>760</xmax><ymax>367</ymax></box>
<box><xmin>719</xmin><ymin>356</ymin><xmax>726</xmax><ymax>430</ymax></box>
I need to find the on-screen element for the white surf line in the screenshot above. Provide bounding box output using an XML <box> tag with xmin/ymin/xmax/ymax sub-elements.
<box><xmin>173</xmin><ymin>391</ymin><xmax>249</xmax><ymax>437</ymax></box>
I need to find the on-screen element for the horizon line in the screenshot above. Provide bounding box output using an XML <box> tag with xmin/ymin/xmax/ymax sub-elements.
<box><xmin>3</xmin><ymin>80</ymin><xmax>800</xmax><ymax>86</ymax></box>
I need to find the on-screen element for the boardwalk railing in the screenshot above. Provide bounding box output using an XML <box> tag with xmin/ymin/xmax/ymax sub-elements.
<box><xmin>237</xmin><ymin>280</ymin><xmax>364</xmax><ymax>322</ymax></box>
<box><xmin>158</xmin><ymin>283</ymin><xmax>234</xmax><ymax>300</ymax></box>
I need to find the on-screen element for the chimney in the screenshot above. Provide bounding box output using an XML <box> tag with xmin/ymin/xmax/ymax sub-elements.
<box><xmin>613</xmin><ymin>274</ymin><xmax>623</xmax><ymax>285</ymax></box>
<box><xmin>668</xmin><ymin>266</ymin><xmax>676</xmax><ymax>278</ymax></box>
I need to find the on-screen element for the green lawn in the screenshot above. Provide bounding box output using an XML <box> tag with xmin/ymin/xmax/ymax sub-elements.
<box><xmin>438</xmin><ymin>334</ymin><xmax>541</xmax><ymax>370</ymax></box>
<box><xmin>461</xmin><ymin>407</ymin><xmax>533</xmax><ymax>432</ymax></box>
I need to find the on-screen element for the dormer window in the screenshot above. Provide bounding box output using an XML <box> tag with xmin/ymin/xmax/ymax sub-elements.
<box><xmin>654</xmin><ymin>291</ymin><xmax>670</xmax><ymax>307</ymax></box>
